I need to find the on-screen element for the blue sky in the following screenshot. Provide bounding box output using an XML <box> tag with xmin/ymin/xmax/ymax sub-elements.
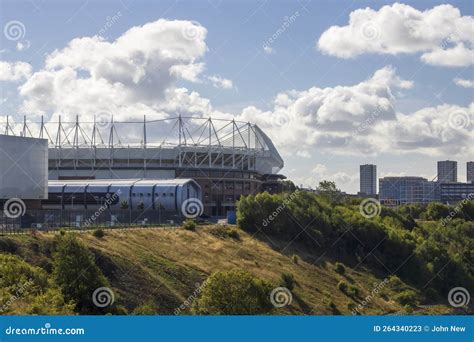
<box><xmin>1</xmin><ymin>0</ymin><xmax>473</xmax><ymax>192</ymax></box>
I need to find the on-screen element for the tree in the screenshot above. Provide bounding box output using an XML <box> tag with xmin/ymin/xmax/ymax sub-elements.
<box><xmin>426</xmin><ymin>202</ymin><xmax>450</xmax><ymax>220</ymax></box>
<box><xmin>53</xmin><ymin>234</ymin><xmax>110</xmax><ymax>313</ymax></box>
<box><xmin>317</xmin><ymin>180</ymin><xmax>341</xmax><ymax>202</ymax></box>
<box><xmin>120</xmin><ymin>200</ymin><xmax>129</xmax><ymax>210</ymax></box>
<box><xmin>193</xmin><ymin>269</ymin><xmax>273</xmax><ymax>315</ymax></box>
<box><xmin>0</xmin><ymin>254</ymin><xmax>74</xmax><ymax>315</ymax></box>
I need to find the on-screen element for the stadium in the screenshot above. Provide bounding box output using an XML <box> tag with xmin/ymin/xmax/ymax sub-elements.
<box><xmin>2</xmin><ymin>115</ymin><xmax>285</xmax><ymax>217</ymax></box>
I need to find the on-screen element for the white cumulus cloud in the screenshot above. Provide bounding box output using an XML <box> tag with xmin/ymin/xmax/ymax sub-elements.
<box><xmin>236</xmin><ymin>66</ymin><xmax>473</xmax><ymax>158</ymax></box>
<box><xmin>0</xmin><ymin>61</ymin><xmax>32</xmax><ymax>81</ymax></box>
<box><xmin>207</xmin><ymin>75</ymin><xmax>233</xmax><ymax>89</ymax></box>
<box><xmin>318</xmin><ymin>3</ymin><xmax>474</xmax><ymax>67</ymax></box>
<box><xmin>453</xmin><ymin>77</ymin><xmax>474</xmax><ymax>88</ymax></box>
<box><xmin>17</xmin><ymin>19</ymin><xmax>234</xmax><ymax>125</ymax></box>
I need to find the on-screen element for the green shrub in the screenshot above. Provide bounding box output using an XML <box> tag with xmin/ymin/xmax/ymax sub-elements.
<box><xmin>335</xmin><ymin>262</ymin><xmax>346</xmax><ymax>275</ymax></box>
<box><xmin>388</xmin><ymin>275</ymin><xmax>404</xmax><ymax>291</ymax></box>
<box><xmin>53</xmin><ymin>234</ymin><xmax>110</xmax><ymax>313</ymax></box>
<box><xmin>183</xmin><ymin>219</ymin><xmax>197</xmax><ymax>231</ymax></box>
<box><xmin>92</xmin><ymin>228</ymin><xmax>105</xmax><ymax>239</ymax></box>
<box><xmin>209</xmin><ymin>226</ymin><xmax>240</xmax><ymax>240</ymax></box>
<box><xmin>280</xmin><ymin>272</ymin><xmax>295</xmax><ymax>290</ymax></box>
<box><xmin>0</xmin><ymin>254</ymin><xmax>74</xmax><ymax>315</ymax></box>
<box><xmin>120</xmin><ymin>200</ymin><xmax>129</xmax><ymax>210</ymax></box>
<box><xmin>193</xmin><ymin>269</ymin><xmax>273</xmax><ymax>315</ymax></box>
<box><xmin>394</xmin><ymin>289</ymin><xmax>418</xmax><ymax>306</ymax></box>
<box><xmin>347</xmin><ymin>285</ymin><xmax>359</xmax><ymax>298</ymax></box>
<box><xmin>227</xmin><ymin>228</ymin><xmax>241</xmax><ymax>240</ymax></box>
<box><xmin>337</xmin><ymin>280</ymin><xmax>348</xmax><ymax>293</ymax></box>
<box><xmin>292</xmin><ymin>254</ymin><xmax>300</xmax><ymax>264</ymax></box>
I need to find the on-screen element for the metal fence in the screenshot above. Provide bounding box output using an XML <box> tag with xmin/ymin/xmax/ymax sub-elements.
<box><xmin>0</xmin><ymin>209</ymin><xmax>187</xmax><ymax>234</ymax></box>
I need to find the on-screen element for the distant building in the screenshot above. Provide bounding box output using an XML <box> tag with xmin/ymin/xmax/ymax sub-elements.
<box><xmin>437</xmin><ymin>160</ymin><xmax>457</xmax><ymax>183</ymax></box>
<box><xmin>440</xmin><ymin>182</ymin><xmax>474</xmax><ymax>204</ymax></box>
<box><xmin>467</xmin><ymin>162</ymin><xmax>474</xmax><ymax>183</ymax></box>
<box><xmin>379</xmin><ymin>177</ymin><xmax>437</xmax><ymax>205</ymax></box>
<box><xmin>360</xmin><ymin>164</ymin><xmax>377</xmax><ymax>196</ymax></box>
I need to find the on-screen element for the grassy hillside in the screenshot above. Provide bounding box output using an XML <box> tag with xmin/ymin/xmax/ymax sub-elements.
<box><xmin>0</xmin><ymin>225</ymin><xmax>453</xmax><ymax>315</ymax></box>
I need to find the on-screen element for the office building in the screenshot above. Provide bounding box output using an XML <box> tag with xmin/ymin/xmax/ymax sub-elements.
<box><xmin>467</xmin><ymin>162</ymin><xmax>474</xmax><ymax>183</ymax></box>
<box><xmin>440</xmin><ymin>182</ymin><xmax>474</xmax><ymax>204</ymax></box>
<box><xmin>360</xmin><ymin>164</ymin><xmax>377</xmax><ymax>196</ymax></box>
<box><xmin>379</xmin><ymin>177</ymin><xmax>437</xmax><ymax>205</ymax></box>
<box><xmin>437</xmin><ymin>160</ymin><xmax>457</xmax><ymax>183</ymax></box>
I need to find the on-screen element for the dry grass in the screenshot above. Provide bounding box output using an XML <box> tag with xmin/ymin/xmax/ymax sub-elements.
<box><xmin>0</xmin><ymin>226</ymin><xmax>452</xmax><ymax>315</ymax></box>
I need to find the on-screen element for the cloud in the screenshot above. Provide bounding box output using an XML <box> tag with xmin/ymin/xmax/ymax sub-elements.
<box><xmin>0</xmin><ymin>61</ymin><xmax>32</xmax><ymax>81</ymax></box>
<box><xmin>237</xmin><ymin>66</ymin><xmax>412</xmax><ymax>156</ymax></box>
<box><xmin>300</xmin><ymin>163</ymin><xmax>357</xmax><ymax>189</ymax></box>
<box><xmin>207</xmin><ymin>75</ymin><xmax>233</xmax><ymax>89</ymax></box>
<box><xmin>236</xmin><ymin>66</ymin><xmax>473</xmax><ymax>158</ymax></box>
<box><xmin>453</xmin><ymin>77</ymin><xmax>474</xmax><ymax>88</ymax></box>
<box><xmin>17</xmin><ymin>19</ymin><xmax>233</xmax><ymax>125</ymax></box>
<box><xmin>16</xmin><ymin>40</ymin><xmax>31</xmax><ymax>51</ymax></box>
<box><xmin>375</xmin><ymin>103</ymin><xmax>473</xmax><ymax>156</ymax></box>
<box><xmin>317</xmin><ymin>3</ymin><xmax>474</xmax><ymax>67</ymax></box>
<box><xmin>421</xmin><ymin>43</ymin><xmax>474</xmax><ymax>67</ymax></box>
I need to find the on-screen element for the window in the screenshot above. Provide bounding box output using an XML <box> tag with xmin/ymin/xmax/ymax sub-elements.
<box><xmin>169</xmin><ymin>193</ymin><xmax>174</xmax><ymax>197</ymax></box>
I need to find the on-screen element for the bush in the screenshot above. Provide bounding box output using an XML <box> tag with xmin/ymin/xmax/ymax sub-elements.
<box><xmin>394</xmin><ymin>289</ymin><xmax>418</xmax><ymax>306</ymax></box>
<box><xmin>347</xmin><ymin>285</ymin><xmax>359</xmax><ymax>298</ymax></box>
<box><xmin>280</xmin><ymin>272</ymin><xmax>295</xmax><ymax>290</ymax></box>
<box><xmin>292</xmin><ymin>255</ymin><xmax>300</xmax><ymax>264</ymax></box>
<box><xmin>183</xmin><ymin>219</ymin><xmax>197</xmax><ymax>231</ymax></box>
<box><xmin>209</xmin><ymin>226</ymin><xmax>240</xmax><ymax>240</ymax></box>
<box><xmin>335</xmin><ymin>262</ymin><xmax>346</xmax><ymax>275</ymax></box>
<box><xmin>92</xmin><ymin>229</ymin><xmax>105</xmax><ymax>239</ymax></box>
<box><xmin>53</xmin><ymin>234</ymin><xmax>110</xmax><ymax>313</ymax></box>
<box><xmin>193</xmin><ymin>269</ymin><xmax>273</xmax><ymax>315</ymax></box>
<box><xmin>347</xmin><ymin>302</ymin><xmax>356</xmax><ymax>312</ymax></box>
<box><xmin>337</xmin><ymin>280</ymin><xmax>348</xmax><ymax>293</ymax></box>
<box><xmin>0</xmin><ymin>254</ymin><xmax>74</xmax><ymax>315</ymax></box>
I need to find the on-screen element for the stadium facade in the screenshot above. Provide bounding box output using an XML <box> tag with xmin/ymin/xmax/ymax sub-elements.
<box><xmin>2</xmin><ymin>116</ymin><xmax>285</xmax><ymax>216</ymax></box>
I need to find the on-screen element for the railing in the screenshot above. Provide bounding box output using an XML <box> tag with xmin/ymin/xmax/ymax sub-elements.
<box><xmin>0</xmin><ymin>209</ymin><xmax>189</xmax><ymax>235</ymax></box>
